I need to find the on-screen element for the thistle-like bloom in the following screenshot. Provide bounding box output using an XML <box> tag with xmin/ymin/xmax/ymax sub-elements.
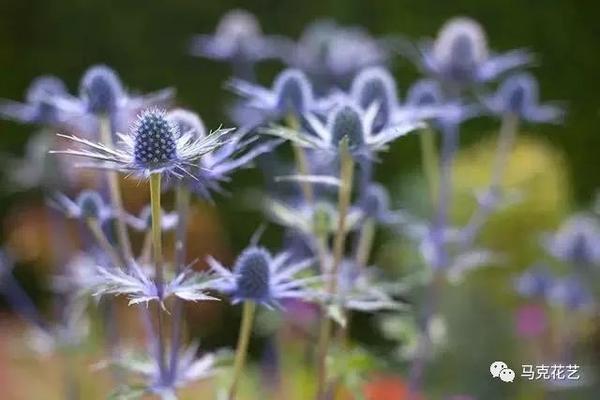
<box><xmin>264</xmin><ymin>197</ymin><xmax>363</xmax><ymax>238</ymax></box>
<box><xmin>49</xmin><ymin>65</ymin><xmax>174</xmax><ymax>135</ymax></box>
<box><xmin>356</xmin><ymin>183</ymin><xmax>407</xmax><ymax>225</ymax></box>
<box><xmin>125</xmin><ymin>205</ymin><xmax>179</xmax><ymax>232</ymax></box>
<box><xmin>207</xmin><ymin>246</ymin><xmax>318</xmax><ymax>308</ymax></box>
<box><xmin>266</xmin><ymin>103</ymin><xmax>422</xmax><ymax>162</ymax></box>
<box><xmin>190</xmin><ymin>9</ymin><xmax>291</xmax><ymax>73</ymax></box>
<box><xmin>542</xmin><ymin>215</ymin><xmax>600</xmax><ymax>266</ymax></box>
<box><xmin>548</xmin><ymin>276</ymin><xmax>594</xmax><ymax>311</ymax></box>
<box><xmin>484</xmin><ymin>73</ymin><xmax>563</xmax><ymax>123</ymax></box>
<box><xmin>414</xmin><ymin>17</ymin><xmax>532</xmax><ymax>86</ymax></box>
<box><xmin>49</xmin><ymin>190</ymin><xmax>111</xmax><ymax>221</ymax></box>
<box><xmin>53</xmin><ymin>109</ymin><xmax>234</xmax><ymax>180</ymax></box>
<box><xmin>229</xmin><ymin>69</ymin><xmax>330</xmax><ymax>124</ymax></box>
<box><xmin>288</xmin><ymin>20</ymin><xmax>390</xmax><ymax>89</ymax></box>
<box><xmin>111</xmin><ymin>343</ymin><xmax>218</xmax><ymax>398</ymax></box>
<box><xmin>91</xmin><ymin>262</ymin><xmax>219</xmax><ymax>307</ymax></box>
<box><xmin>166</xmin><ymin>108</ymin><xmax>281</xmax><ymax>198</ymax></box>
<box><xmin>514</xmin><ymin>264</ymin><xmax>554</xmax><ymax>298</ymax></box>
<box><xmin>404</xmin><ymin>79</ymin><xmax>480</xmax><ymax>125</ymax></box>
<box><xmin>321</xmin><ymin>260</ymin><xmax>403</xmax><ymax>316</ymax></box>
<box><xmin>0</xmin><ymin>75</ymin><xmax>74</xmax><ymax>125</ymax></box>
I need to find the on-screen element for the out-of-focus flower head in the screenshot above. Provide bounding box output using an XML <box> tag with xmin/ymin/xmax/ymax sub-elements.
<box><xmin>320</xmin><ymin>260</ymin><xmax>403</xmax><ymax>325</ymax></box>
<box><xmin>166</xmin><ymin>108</ymin><xmax>281</xmax><ymax>198</ymax></box>
<box><xmin>190</xmin><ymin>9</ymin><xmax>292</xmax><ymax>78</ymax></box>
<box><xmin>90</xmin><ymin>261</ymin><xmax>220</xmax><ymax>308</ymax></box>
<box><xmin>404</xmin><ymin>79</ymin><xmax>481</xmax><ymax>126</ymax></box>
<box><xmin>288</xmin><ymin>20</ymin><xmax>390</xmax><ymax>90</ymax></box>
<box><xmin>49</xmin><ymin>189</ymin><xmax>111</xmax><ymax>221</ymax></box>
<box><xmin>542</xmin><ymin>214</ymin><xmax>600</xmax><ymax>266</ymax></box>
<box><xmin>230</xmin><ymin>69</ymin><xmax>331</xmax><ymax>126</ymax></box>
<box><xmin>51</xmin><ymin>65</ymin><xmax>174</xmax><ymax>136</ymax></box>
<box><xmin>0</xmin><ymin>75</ymin><xmax>74</xmax><ymax>125</ymax></box>
<box><xmin>484</xmin><ymin>73</ymin><xmax>563</xmax><ymax>123</ymax></box>
<box><xmin>548</xmin><ymin>275</ymin><xmax>594</xmax><ymax>311</ymax></box>
<box><xmin>110</xmin><ymin>343</ymin><xmax>218</xmax><ymax>399</ymax></box>
<box><xmin>53</xmin><ymin>108</ymin><xmax>235</xmax><ymax>180</ymax></box>
<box><xmin>207</xmin><ymin>245</ymin><xmax>319</xmax><ymax>308</ymax></box>
<box><xmin>414</xmin><ymin>17</ymin><xmax>532</xmax><ymax>87</ymax></box>
<box><xmin>356</xmin><ymin>183</ymin><xmax>407</xmax><ymax>225</ymax></box>
<box><xmin>125</xmin><ymin>205</ymin><xmax>179</xmax><ymax>232</ymax></box>
<box><xmin>265</xmin><ymin>102</ymin><xmax>421</xmax><ymax>164</ymax></box>
<box><xmin>514</xmin><ymin>264</ymin><xmax>555</xmax><ymax>298</ymax></box>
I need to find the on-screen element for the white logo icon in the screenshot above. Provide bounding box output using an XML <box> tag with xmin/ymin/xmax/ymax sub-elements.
<box><xmin>490</xmin><ymin>361</ymin><xmax>515</xmax><ymax>383</ymax></box>
<box><xmin>499</xmin><ymin>368</ymin><xmax>515</xmax><ymax>382</ymax></box>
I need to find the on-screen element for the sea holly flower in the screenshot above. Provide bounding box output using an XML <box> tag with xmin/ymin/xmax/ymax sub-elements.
<box><xmin>288</xmin><ymin>19</ymin><xmax>390</xmax><ymax>89</ymax></box>
<box><xmin>49</xmin><ymin>65</ymin><xmax>174</xmax><ymax>136</ymax></box>
<box><xmin>514</xmin><ymin>264</ymin><xmax>555</xmax><ymax>299</ymax></box>
<box><xmin>125</xmin><ymin>205</ymin><xmax>179</xmax><ymax>232</ymax></box>
<box><xmin>265</xmin><ymin>103</ymin><xmax>422</xmax><ymax>163</ymax></box>
<box><xmin>404</xmin><ymin>79</ymin><xmax>480</xmax><ymax>125</ymax></box>
<box><xmin>52</xmin><ymin>108</ymin><xmax>235</xmax><ymax>180</ymax></box>
<box><xmin>229</xmin><ymin>68</ymin><xmax>331</xmax><ymax>124</ymax></box>
<box><xmin>264</xmin><ymin>197</ymin><xmax>363</xmax><ymax>238</ymax></box>
<box><xmin>190</xmin><ymin>9</ymin><xmax>291</xmax><ymax>76</ymax></box>
<box><xmin>542</xmin><ymin>215</ymin><xmax>600</xmax><ymax>266</ymax></box>
<box><xmin>109</xmin><ymin>343</ymin><xmax>218</xmax><ymax>399</ymax></box>
<box><xmin>319</xmin><ymin>260</ymin><xmax>404</xmax><ymax>326</ymax></box>
<box><xmin>49</xmin><ymin>190</ymin><xmax>111</xmax><ymax>221</ymax></box>
<box><xmin>548</xmin><ymin>276</ymin><xmax>595</xmax><ymax>311</ymax></box>
<box><xmin>90</xmin><ymin>261</ymin><xmax>219</xmax><ymax>307</ymax></box>
<box><xmin>356</xmin><ymin>183</ymin><xmax>408</xmax><ymax>226</ymax></box>
<box><xmin>207</xmin><ymin>246</ymin><xmax>319</xmax><ymax>308</ymax></box>
<box><xmin>413</xmin><ymin>17</ymin><xmax>532</xmax><ymax>87</ymax></box>
<box><xmin>484</xmin><ymin>73</ymin><xmax>563</xmax><ymax>123</ymax></box>
<box><xmin>0</xmin><ymin>75</ymin><xmax>75</xmax><ymax>125</ymax></box>
<box><xmin>166</xmin><ymin>108</ymin><xmax>282</xmax><ymax>198</ymax></box>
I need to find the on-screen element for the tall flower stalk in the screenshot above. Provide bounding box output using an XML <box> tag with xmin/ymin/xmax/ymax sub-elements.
<box><xmin>228</xmin><ymin>301</ymin><xmax>257</xmax><ymax>400</ymax></box>
<box><xmin>315</xmin><ymin>138</ymin><xmax>355</xmax><ymax>399</ymax></box>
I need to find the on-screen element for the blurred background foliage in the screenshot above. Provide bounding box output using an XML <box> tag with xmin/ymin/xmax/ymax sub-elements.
<box><xmin>0</xmin><ymin>0</ymin><xmax>599</xmax><ymax>399</ymax></box>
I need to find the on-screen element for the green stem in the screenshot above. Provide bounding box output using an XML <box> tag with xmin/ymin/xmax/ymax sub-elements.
<box><xmin>286</xmin><ymin>114</ymin><xmax>314</xmax><ymax>204</ymax></box>
<box><xmin>355</xmin><ymin>218</ymin><xmax>376</xmax><ymax>269</ymax></box>
<box><xmin>228</xmin><ymin>301</ymin><xmax>257</xmax><ymax>400</ymax></box>
<box><xmin>85</xmin><ymin>218</ymin><xmax>123</xmax><ymax>267</ymax></box>
<box><xmin>315</xmin><ymin>138</ymin><xmax>355</xmax><ymax>400</ymax></box>
<box><xmin>419</xmin><ymin>127</ymin><xmax>439</xmax><ymax>210</ymax></box>
<box><xmin>149</xmin><ymin>172</ymin><xmax>166</xmax><ymax>380</ymax></box>
<box><xmin>99</xmin><ymin>116</ymin><xmax>134</xmax><ymax>261</ymax></box>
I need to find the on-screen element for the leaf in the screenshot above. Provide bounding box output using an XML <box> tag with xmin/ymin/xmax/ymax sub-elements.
<box><xmin>327</xmin><ymin>304</ymin><xmax>347</xmax><ymax>328</ymax></box>
<box><xmin>108</xmin><ymin>385</ymin><xmax>147</xmax><ymax>400</ymax></box>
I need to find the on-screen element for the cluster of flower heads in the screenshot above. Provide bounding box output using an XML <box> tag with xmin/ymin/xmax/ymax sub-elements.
<box><xmin>516</xmin><ymin>215</ymin><xmax>600</xmax><ymax>312</ymax></box>
<box><xmin>0</xmin><ymin>9</ymin><xmax>581</xmax><ymax>400</ymax></box>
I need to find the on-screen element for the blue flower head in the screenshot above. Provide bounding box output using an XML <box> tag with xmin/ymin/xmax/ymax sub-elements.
<box><xmin>168</xmin><ymin>108</ymin><xmax>206</xmax><ymax>138</ymax></box>
<box><xmin>268</xmin><ymin>102</ymin><xmax>421</xmax><ymax>162</ymax></box>
<box><xmin>0</xmin><ymin>75</ymin><xmax>72</xmax><ymax>125</ymax></box>
<box><xmin>79</xmin><ymin>65</ymin><xmax>124</xmax><ymax>115</ymax></box>
<box><xmin>485</xmin><ymin>73</ymin><xmax>563</xmax><ymax>123</ymax></box>
<box><xmin>350</xmin><ymin>67</ymin><xmax>399</xmax><ymax>130</ymax></box>
<box><xmin>548</xmin><ymin>276</ymin><xmax>594</xmax><ymax>311</ymax></box>
<box><xmin>416</xmin><ymin>17</ymin><xmax>532</xmax><ymax>87</ymax></box>
<box><xmin>230</xmin><ymin>69</ymin><xmax>320</xmax><ymax>123</ymax></box>
<box><xmin>50</xmin><ymin>190</ymin><xmax>110</xmax><ymax>221</ymax></box>
<box><xmin>53</xmin><ymin>108</ymin><xmax>234</xmax><ymax>180</ymax></box>
<box><xmin>132</xmin><ymin>110</ymin><xmax>178</xmax><ymax>168</ymax></box>
<box><xmin>189</xmin><ymin>9</ymin><xmax>291</xmax><ymax>71</ymax></box>
<box><xmin>207</xmin><ymin>245</ymin><xmax>318</xmax><ymax>308</ymax></box>
<box><xmin>514</xmin><ymin>265</ymin><xmax>554</xmax><ymax>298</ymax></box>
<box><xmin>289</xmin><ymin>20</ymin><xmax>389</xmax><ymax>89</ymax></box>
<box><xmin>543</xmin><ymin>215</ymin><xmax>600</xmax><ymax>266</ymax></box>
